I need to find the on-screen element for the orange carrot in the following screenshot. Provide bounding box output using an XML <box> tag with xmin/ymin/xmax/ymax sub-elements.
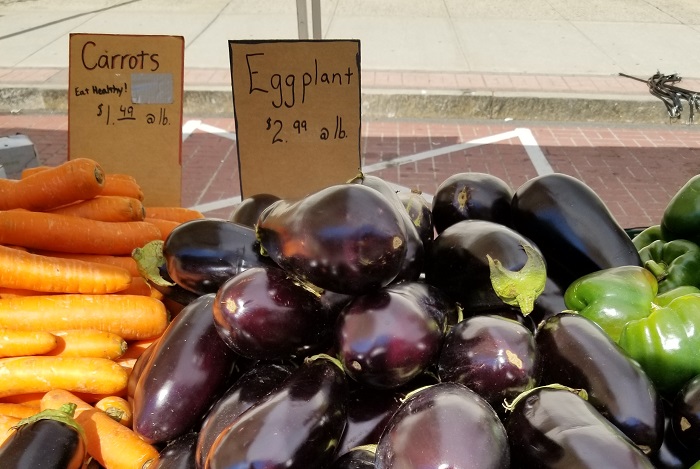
<box><xmin>20</xmin><ymin>165</ymin><xmax>51</xmax><ymax>178</ymax></box>
<box><xmin>0</xmin><ymin>402</ymin><xmax>40</xmax><ymax>418</ymax></box>
<box><xmin>30</xmin><ymin>251</ymin><xmax>141</xmax><ymax>277</ymax></box>
<box><xmin>0</xmin><ymin>356</ymin><xmax>128</xmax><ymax>398</ymax></box>
<box><xmin>48</xmin><ymin>196</ymin><xmax>146</xmax><ymax>223</ymax></box>
<box><xmin>101</xmin><ymin>173</ymin><xmax>145</xmax><ymax>201</ymax></box>
<box><xmin>144</xmin><ymin>217</ymin><xmax>180</xmax><ymax>241</ymax></box>
<box><xmin>145</xmin><ymin>206</ymin><xmax>204</xmax><ymax>223</ymax></box>
<box><xmin>41</xmin><ymin>389</ymin><xmax>160</xmax><ymax>469</ymax></box>
<box><xmin>0</xmin><ymin>158</ymin><xmax>105</xmax><ymax>211</ymax></box>
<box><xmin>48</xmin><ymin>330</ymin><xmax>128</xmax><ymax>360</ymax></box>
<box><xmin>0</xmin><ymin>244</ymin><xmax>132</xmax><ymax>294</ymax></box>
<box><xmin>95</xmin><ymin>395</ymin><xmax>132</xmax><ymax>427</ymax></box>
<box><xmin>0</xmin><ymin>392</ymin><xmax>45</xmax><ymax>407</ymax></box>
<box><xmin>0</xmin><ymin>414</ymin><xmax>19</xmax><ymax>445</ymax></box>
<box><xmin>0</xmin><ymin>287</ymin><xmax>55</xmax><ymax>298</ymax></box>
<box><xmin>0</xmin><ymin>210</ymin><xmax>162</xmax><ymax>255</ymax></box>
<box><xmin>0</xmin><ymin>294</ymin><xmax>169</xmax><ymax>340</ymax></box>
<box><xmin>120</xmin><ymin>338</ymin><xmax>158</xmax><ymax>361</ymax></box>
<box><xmin>0</xmin><ymin>329</ymin><xmax>58</xmax><ymax>357</ymax></box>
<box><xmin>113</xmin><ymin>276</ymin><xmax>153</xmax><ymax>297</ymax></box>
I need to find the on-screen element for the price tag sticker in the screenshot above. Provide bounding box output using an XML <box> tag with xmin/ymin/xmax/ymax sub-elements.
<box><xmin>68</xmin><ymin>33</ymin><xmax>184</xmax><ymax>206</ymax></box>
<box><xmin>230</xmin><ymin>40</ymin><xmax>361</xmax><ymax>199</ymax></box>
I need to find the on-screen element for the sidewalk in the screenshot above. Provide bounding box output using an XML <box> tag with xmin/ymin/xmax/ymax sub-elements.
<box><xmin>3</xmin><ymin>0</ymin><xmax>700</xmax><ymax>122</ymax></box>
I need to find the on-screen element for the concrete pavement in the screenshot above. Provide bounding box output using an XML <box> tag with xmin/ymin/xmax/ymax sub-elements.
<box><xmin>4</xmin><ymin>0</ymin><xmax>700</xmax><ymax>122</ymax></box>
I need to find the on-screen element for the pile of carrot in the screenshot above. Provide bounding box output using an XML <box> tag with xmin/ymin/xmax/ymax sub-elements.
<box><xmin>0</xmin><ymin>157</ymin><xmax>206</xmax><ymax>467</ymax></box>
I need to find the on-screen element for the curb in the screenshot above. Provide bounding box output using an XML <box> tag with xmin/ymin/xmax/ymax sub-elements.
<box><xmin>0</xmin><ymin>85</ymin><xmax>672</xmax><ymax>124</ymax></box>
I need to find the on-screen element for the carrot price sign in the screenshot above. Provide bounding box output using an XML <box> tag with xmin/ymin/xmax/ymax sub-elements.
<box><xmin>68</xmin><ymin>33</ymin><xmax>184</xmax><ymax>207</ymax></box>
<box><xmin>230</xmin><ymin>40</ymin><xmax>362</xmax><ymax>199</ymax></box>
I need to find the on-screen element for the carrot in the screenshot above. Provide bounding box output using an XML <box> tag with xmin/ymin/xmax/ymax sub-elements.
<box><xmin>120</xmin><ymin>338</ymin><xmax>158</xmax><ymax>361</ymax></box>
<box><xmin>20</xmin><ymin>165</ymin><xmax>51</xmax><ymax>178</ymax></box>
<box><xmin>48</xmin><ymin>196</ymin><xmax>146</xmax><ymax>223</ymax></box>
<box><xmin>0</xmin><ymin>402</ymin><xmax>40</xmax><ymax>418</ymax></box>
<box><xmin>30</xmin><ymin>251</ymin><xmax>141</xmax><ymax>277</ymax></box>
<box><xmin>0</xmin><ymin>329</ymin><xmax>57</xmax><ymax>357</ymax></box>
<box><xmin>0</xmin><ymin>294</ymin><xmax>169</xmax><ymax>340</ymax></box>
<box><xmin>0</xmin><ymin>158</ymin><xmax>105</xmax><ymax>211</ymax></box>
<box><xmin>0</xmin><ymin>244</ymin><xmax>132</xmax><ymax>294</ymax></box>
<box><xmin>0</xmin><ymin>392</ymin><xmax>45</xmax><ymax>407</ymax></box>
<box><xmin>40</xmin><ymin>389</ymin><xmax>160</xmax><ymax>469</ymax></box>
<box><xmin>0</xmin><ymin>356</ymin><xmax>128</xmax><ymax>398</ymax></box>
<box><xmin>0</xmin><ymin>210</ymin><xmax>162</xmax><ymax>255</ymax></box>
<box><xmin>48</xmin><ymin>330</ymin><xmax>128</xmax><ymax>360</ymax></box>
<box><xmin>144</xmin><ymin>217</ymin><xmax>180</xmax><ymax>241</ymax></box>
<box><xmin>0</xmin><ymin>287</ymin><xmax>55</xmax><ymax>298</ymax></box>
<box><xmin>95</xmin><ymin>395</ymin><xmax>132</xmax><ymax>427</ymax></box>
<box><xmin>101</xmin><ymin>173</ymin><xmax>145</xmax><ymax>201</ymax></box>
<box><xmin>145</xmin><ymin>206</ymin><xmax>204</xmax><ymax>223</ymax></box>
<box><xmin>0</xmin><ymin>414</ymin><xmax>19</xmax><ymax>445</ymax></box>
<box><xmin>114</xmin><ymin>276</ymin><xmax>153</xmax><ymax>297</ymax></box>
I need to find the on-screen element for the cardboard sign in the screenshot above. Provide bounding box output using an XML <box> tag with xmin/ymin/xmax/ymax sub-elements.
<box><xmin>230</xmin><ymin>40</ymin><xmax>361</xmax><ymax>199</ymax></box>
<box><xmin>68</xmin><ymin>33</ymin><xmax>184</xmax><ymax>206</ymax></box>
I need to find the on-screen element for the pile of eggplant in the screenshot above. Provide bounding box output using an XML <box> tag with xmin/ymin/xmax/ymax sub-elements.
<box><xmin>132</xmin><ymin>171</ymin><xmax>700</xmax><ymax>469</ymax></box>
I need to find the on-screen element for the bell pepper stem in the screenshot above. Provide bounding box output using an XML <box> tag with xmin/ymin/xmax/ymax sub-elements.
<box><xmin>644</xmin><ymin>259</ymin><xmax>669</xmax><ymax>281</ymax></box>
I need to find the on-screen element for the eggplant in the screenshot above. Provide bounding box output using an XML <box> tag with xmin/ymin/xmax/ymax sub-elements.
<box><xmin>671</xmin><ymin>373</ymin><xmax>700</xmax><ymax>450</ymax></box>
<box><xmin>163</xmin><ymin>218</ymin><xmax>274</xmax><ymax>295</ymax></box>
<box><xmin>0</xmin><ymin>403</ymin><xmax>86</xmax><ymax>469</ymax></box>
<box><xmin>331</xmin><ymin>447</ymin><xmax>376</xmax><ymax>469</ymax></box>
<box><xmin>213</xmin><ymin>265</ymin><xmax>337</xmax><ymax>360</ymax></box>
<box><xmin>511</xmin><ymin>173</ymin><xmax>642</xmax><ymax>289</ymax></box>
<box><xmin>397</xmin><ymin>189</ymin><xmax>434</xmax><ymax>251</ymax></box>
<box><xmin>424</xmin><ymin>219</ymin><xmax>547</xmax><ymax>316</ymax></box>
<box><xmin>132</xmin><ymin>294</ymin><xmax>238</xmax><ymax>444</ymax></box>
<box><xmin>431</xmin><ymin>172</ymin><xmax>513</xmax><ymax>234</ymax></box>
<box><xmin>375</xmin><ymin>382</ymin><xmax>510</xmax><ymax>469</ymax></box>
<box><xmin>256</xmin><ymin>183</ymin><xmax>408</xmax><ymax>295</ymax></box>
<box><xmin>505</xmin><ymin>385</ymin><xmax>655</xmax><ymax>469</ymax></box>
<box><xmin>651</xmin><ymin>400</ymin><xmax>700</xmax><ymax>468</ymax></box>
<box><xmin>196</xmin><ymin>363</ymin><xmax>293</xmax><ymax>468</ymax></box>
<box><xmin>437</xmin><ymin>314</ymin><xmax>538</xmax><ymax>419</ymax></box>
<box><xmin>151</xmin><ymin>432</ymin><xmax>198</xmax><ymax>469</ymax></box>
<box><xmin>126</xmin><ymin>337</ymin><xmax>158</xmax><ymax>402</ymax></box>
<box><xmin>534</xmin><ymin>312</ymin><xmax>664</xmax><ymax>453</ymax></box>
<box><xmin>387</xmin><ymin>279</ymin><xmax>459</xmax><ymax>331</ymax></box>
<box><xmin>228</xmin><ymin>193</ymin><xmax>280</xmax><ymax>227</ymax></box>
<box><xmin>336</xmin><ymin>286</ymin><xmax>444</xmax><ymax>389</ymax></box>
<box><xmin>205</xmin><ymin>355</ymin><xmax>348</xmax><ymax>469</ymax></box>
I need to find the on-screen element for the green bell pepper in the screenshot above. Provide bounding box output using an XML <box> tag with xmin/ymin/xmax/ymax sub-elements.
<box><xmin>662</xmin><ymin>174</ymin><xmax>700</xmax><ymax>245</ymax></box>
<box><xmin>637</xmin><ymin>238</ymin><xmax>700</xmax><ymax>294</ymax></box>
<box><xmin>631</xmin><ymin>224</ymin><xmax>664</xmax><ymax>250</ymax></box>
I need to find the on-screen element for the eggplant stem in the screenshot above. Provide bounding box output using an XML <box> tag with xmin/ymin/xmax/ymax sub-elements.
<box><xmin>131</xmin><ymin>240</ymin><xmax>175</xmax><ymax>287</ymax></box>
<box><xmin>502</xmin><ymin>383</ymin><xmax>588</xmax><ymax>413</ymax></box>
<box><xmin>488</xmin><ymin>243</ymin><xmax>547</xmax><ymax>316</ymax></box>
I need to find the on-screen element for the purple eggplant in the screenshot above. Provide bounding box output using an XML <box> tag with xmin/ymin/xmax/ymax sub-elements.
<box><xmin>387</xmin><ymin>279</ymin><xmax>459</xmax><ymax>331</ymax></box>
<box><xmin>511</xmin><ymin>173</ymin><xmax>642</xmax><ymax>288</ymax></box>
<box><xmin>375</xmin><ymin>382</ymin><xmax>510</xmax><ymax>468</ymax></box>
<box><xmin>132</xmin><ymin>294</ymin><xmax>238</xmax><ymax>445</ymax></box>
<box><xmin>127</xmin><ymin>337</ymin><xmax>158</xmax><ymax>403</ymax></box>
<box><xmin>651</xmin><ymin>400</ymin><xmax>700</xmax><ymax>468</ymax></box>
<box><xmin>213</xmin><ymin>265</ymin><xmax>337</xmax><ymax>360</ymax></box>
<box><xmin>205</xmin><ymin>355</ymin><xmax>348</xmax><ymax>469</ymax></box>
<box><xmin>534</xmin><ymin>313</ymin><xmax>664</xmax><ymax>453</ymax></box>
<box><xmin>336</xmin><ymin>286</ymin><xmax>444</xmax><ymax>389</ymax></box>
<box><xmin>437</xmin><ymin>314</ymin><xmax>537</xmax><ymax>419</ymax></box>
<box><xmin>331</xmin><ymin>447</ymin><xmax>376</xmax><ymax>469</ymax></box>
<box><xmin>256</xmin><ymin>183</ymin><xmax>408</xmax><ymax>295</ymax></box>
<box><xmin>397</xmin><ymin>189</ymin><xmax>434</xmax><ymax>252</ymax></box>
<box><xmin>151</xmin><ymin>432</ymin><xmax>198</xmax><ymax>469</ymax></box>
<box><xmin>163</xmin><ymin>218</ymin><xmax>274</xmax><ymax>295</ymax></box>
<box><xmin>505</xmin><ymin>385</ymin><xmax>655</xmax><ymax>469</ymax></box>
<box><xmin>431</xmin><ymin>172</ymin><xmax>513</xmax><ymax>234</ymax></box>
<box><xmin>196</xmin><ymin>363</ymin><xmax>293</xmax><ymax>468</ymax></box>
<box><xmin>671</xmin><ymin>373</ymin><xmax>700</xmax><ymax>450</ymax></box>
<box><xmin>425</xmin><ymin>219</ymin><xmax>547</xmax><ymax>316</ymax></box>
<box><xmin>228</xmin><ymin>193</ymin><xmax>280</xmax><ymax>228</ymax></box>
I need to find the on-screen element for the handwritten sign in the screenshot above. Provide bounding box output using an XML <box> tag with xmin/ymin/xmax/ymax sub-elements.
<box><xmin>230</xmin><ymin>40</ymin><xmax>361</xmax><ymax>199</ymax></box>
<box><xmin>68</xmin><ymin>33</ymin><xmax>184</xmax><ymax>206</ymax></box>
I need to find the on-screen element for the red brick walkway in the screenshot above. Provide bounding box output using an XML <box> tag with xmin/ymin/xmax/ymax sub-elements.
<box><xmin>1</xmin><ymin>113</ymin><xmax>699</xmax><ymax>229</ymax></box>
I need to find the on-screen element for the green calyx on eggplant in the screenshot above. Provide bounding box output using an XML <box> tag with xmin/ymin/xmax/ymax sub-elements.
<box><xmin>425</xmin><ymin>219</ymin><xmax>547</xmax><ymax>316</ymax></box>
<box><xmin>397</xmin><ymin>189</ymin><xmax>434</xmax><ymax>251</ymax></box>
<box><xmin>256</xmin><ymin>183</ymin><xmax>409</xmax><ymax>296</ymax></box>
<box><xmin>511</xmin><ymin>173</ymin><xmax>642</xmax><ymax>289</ymax></box>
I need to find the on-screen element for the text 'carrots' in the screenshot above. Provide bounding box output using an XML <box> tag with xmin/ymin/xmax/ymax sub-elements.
<box><xmin>0</xmin><ymin>244</ymin><xmax>132</xmax><ymax>294</ymax></box>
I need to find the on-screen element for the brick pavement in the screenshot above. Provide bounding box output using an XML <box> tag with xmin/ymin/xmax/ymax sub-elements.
<box><xmin>1</xmin><ymin>112</ymin><xmax>699</xmax><ymax>229</ymax></box>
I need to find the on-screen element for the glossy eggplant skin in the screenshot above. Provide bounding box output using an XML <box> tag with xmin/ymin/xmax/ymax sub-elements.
<box><xmin>331</xmin><ymin>447</ymin><xmax>376</xmax><ymax>469</ymax></box>
<box><xmin>437</xmin><ymin>314</ymin><xmax>537</xmax><ymax>419</ymax></box>
<box><xmin>375</xmin><ymin>382</ymin><xmax>510</xmax><ymax>469</ymax></box>
<box><xmin>228</xmin><ymin>193</ymin><xmax>280</xmax><ymax>228</ymax></box>
<box><xmin>205</xmin><ymin>356</ymin><xmax>348</xmax><ymax>469</ymax></box>
<box><xmin>256</xmin><ymin>183</ymin><xmax>408</xmax><ymax>295</ymax></box>
<box><xmin>213</xmin><ymin>266</ymin><xmax>337</xmax><ymax>360</ymax></box>
<box><xmin>164</xmin><ymin>218</ymin><xmax>274</xmax><ymax>295</ymax></box>
<box><xmin>505</xmin><ymin>386</ymin><xmax>655</xmax><ymax>469</ymax></box>
<box><xmin>431</xmin><ymin>172</ymin><xmax>513</xmax><ymax>234</ymax></box>
<box><xmin>387</xmin><ymin>279</ymin><xmax>459</xmax><ymax>331</ymax></box>
<box><xmin>397</xmin><ymin>190</ymin><xmax>434</xmax><ymax>252</ymax></box>
<box><xmin>0</xmin><ymin>417</ymin><xmax>86</xmax><ymax>469</ymax></box>
<box><xmin>132</xmin><ymin>294</ymin><xmax>238</xmax><ymax>445</ymax></box>
<box><xmin>511</xmin><ymin>173</ymin><xmax>642</xmax><ymax>288</ymax></box>
<box><xmin>424</xmin><ymin>219</ymin><xmax>543</xmax><ymax>314</ymax></box>
<box><xmin>336</xmin><ymin>287</ymin><xmax>444</xmax><ymax>389</ymax></box>
<box><xmin>196</xmin><ymin>363</ymin><xmax>293</xmax><ymax>469</ymax></box>
<box><xmin>534</xmin><ymin>312</ymin><xmax>664</xmax><ymax>453</ymax></box>
<box><xmin>651</xmin><ymin>401</ymin><xmax>700</xmax><ymax>469</ymax></box>
<box><xmin>671</xmin><ymin>374</ymin><xmax>700</xmax><ymax>449</ymax></box>
<box><xmin>151</xmin><ymin>432</ymin><xmax>198</xmax><ymax>469</ymax></box>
